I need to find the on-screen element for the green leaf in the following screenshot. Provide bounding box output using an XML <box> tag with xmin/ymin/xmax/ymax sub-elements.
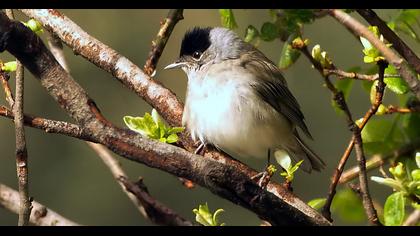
<box><xmin>278</xmin><ymin>33</ymin><xmax>301</xmax><ymax>69</ymax></box>
<box><xmin>384</xmin><ymin>192</ymin><xmax>405</xmax><ymax>226</ymax></box>
<box><xmin>22</xmin><ymin>19</ymin><xmax>44</xmax><ymax>35</ymax></box>
<box><xmin>332</xmin><ymin>188</ymin><xmax>366</xmax><ymax>222</ymax></box>
<box><xmin>166</xmin><ymin>133</ymin><xmax>179</xmax><ymax>144</ymax></box>
<box><xmin>308</xmin><ymin>198</ymin><xmax>326</xmax><ymax>210</ymax></box>
<box><xmin>384</xmin><ymin>65</ymin><xmax>409</xmax><ymax>94</ymax></box>
<box><xmin>168</xmin><ymin>127</ymin><xmax>185</xmax><ymax>135</ymax></box>
<box><xmin>219</xmin><ymin>9</ymin><xmax>238</xmax><ymax>29</ymax></box>
<box><xmin>402</xmin><ymin>111</ymin><xmax>420</xmax><ymax>140</ymax></box>
<box><xmin>362</xmin><ymin>117</ymin><xmax>393</xmax><ymax>143</ymax></box>
<box><xmin>193</xmin><ymin>203</ymin><xmax>225</xmax><ymax>226</ymax></box>
<box><xmin>388</xmin><ymin>10</ymin><xmax>420</xmax><ymax>42</ymax></box>
<box><xmin>244</xmin><ymin>25</ymin><xmax>259</xmax><ymax>43</ymax></box>
<box><xmin>260</xmin><ymin>22</ymin><xmax>280</xmax><ymax>41</ymax></box>
<box><xmin>1</xmin><ymin>61</ymin><xmax>17</xmax><ymax>72</ymax></box>
<box><xmin>123</xmin><ymin>116</ymin><xmax>149</xmax><ymax>136</ymax></box>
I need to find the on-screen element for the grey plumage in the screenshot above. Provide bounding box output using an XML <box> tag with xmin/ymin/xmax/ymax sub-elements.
<box><xmin>165</xmin><ymin>27</ymin><xmax>325</xmax><ymax>173</ymax></box>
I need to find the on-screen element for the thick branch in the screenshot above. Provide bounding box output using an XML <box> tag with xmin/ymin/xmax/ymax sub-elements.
<box><xmin>328</xmin><ymin>9</ymin><xmax>420</xmax><ymax>100</ymax></box>
<box><xmin>0</xmin><ymin>11</ymin><xmax>330</xmax><ymax>226</ymax></box>
<box><xmin>20</xmin><ymin>9</ymin><xmax>184</xmax><ymax>127</ymax></box>
<box><xmin>0</xmin><ymin>183</ymin><xmax>80</xmax><ymax>226</ymax></box>
<box><xmin>143</xmin><ymin>9</ymin><xmax>184</xmax><ymax>76</ymax></box>
<box><xmin>357</xmin><ymin>9</ymin><xmax>420</xmax><ymax>75</ymax></box>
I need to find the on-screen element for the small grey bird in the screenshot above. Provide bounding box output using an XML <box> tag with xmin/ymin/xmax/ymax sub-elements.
<box><xmin>165</xmin><ymin>27</ymin><xmax>325</xmax><ymax>173</ymax></box>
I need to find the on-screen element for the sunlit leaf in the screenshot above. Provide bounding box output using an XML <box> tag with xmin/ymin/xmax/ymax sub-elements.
<box><xmin>384</xmin><ymin>65</ymin><xmax>409</xmax><ymax>94</ymax></box>
<box><xmin>308</xmin><ymin>198</ymin><xmax>326</xmax><ymax>210</ymax></box>
<box><xmin>219</xmin><ymin>9</ymin><xmax>238</xmax><ymax>29</ymax></box>
<box><xmin>244</xmin><ymin>25</ymin><xmax>259</xmax><ymax>43</ymax></box>
<box><xmin>384</xmin><ymin>192</ymin><xmax>405</xmax><ymax>226</ymax></box>
<box><xmin>278</xmin><ymin>33</ymin><xmax>301</xmax><ymax>69</ymax></box>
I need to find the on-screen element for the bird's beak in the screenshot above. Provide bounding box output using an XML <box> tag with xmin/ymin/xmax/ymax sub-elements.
<box><xmin>164</xmin><ymin>59</ymin><xmax>186</xmax><ymax>70</ymax></box>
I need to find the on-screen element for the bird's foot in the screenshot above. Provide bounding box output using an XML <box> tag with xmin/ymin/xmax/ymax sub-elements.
<box><xmin>194</xmin><ymin>141</ymin><xmax>207</xmax><ymax>155</ymax></box>
<box><xmin>251</xmin><ymin>164</ymin><xmax>276</xmax><ymax>189</ymax></box>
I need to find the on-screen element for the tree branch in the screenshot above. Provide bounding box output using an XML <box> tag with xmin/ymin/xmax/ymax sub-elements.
<box><xmin>328</xmin><ymin>9</ymin><xmax>420</xmax><ymax>100</ymax></box>
<box><xmin>297</xmin><ymin>44</ymin><xmax>381</xmax><ymax>225</ymax></box>
<box><xmin>19</xmin><ymin>9</ymin><xmax>184</xmax><ymax>127</ymax></box>
<box><xmin>0</xmin><ymin>183</ymin><xmax>80</xmax><ymax>226</ymax></box>
<box><xmin>0</xmin><ymin>11</ymin><xmax>330</xmax><ymax>226</ymax></box>
<box><xmin>339</xmin><ymin>138</ymin><xmax>420</xmax><ymax>184</ymax></box>
<box><xmin>356</xmin><ymin>9</ymin><xmax>420</xmax><ymax>75</ymax></box>
<box><xmin>403</xmin><ymin>209</ymin><xmax>420</xmax><ymax>226</ymax></box>
<box><xmin>0</xmin><ymin>72</ymin><xmax>14</xmax><ymax>108</ymax></box>
<box><xmin>118</xmin><ymin>176</ymin><xmax>194</xmax><ymax>226</ymax></box>
<box><xmin>5</xmin><ymin>9</ymin><xmax>32</xmax><ymax>226</ymax></box>
<box><xmin>325</xmin><ymin>68</ymin><xmax>399</xmax><ymax>81</ymax></box>
<box><xmin>143</xmin><ymin>9</ymin><xmax>184</xmax><ymax>76</ymax></box>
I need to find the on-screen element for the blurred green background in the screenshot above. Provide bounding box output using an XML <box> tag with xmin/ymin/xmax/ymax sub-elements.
<box><xmin>0</xmin><ymin>9</ymin><xmax>418</xmax><ymax>226</ymax></box>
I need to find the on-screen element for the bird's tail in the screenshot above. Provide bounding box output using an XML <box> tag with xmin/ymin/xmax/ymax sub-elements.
<box><xmin>284</xmin><ymin>132</ymin><xmax>326</xmax><ymax>173</ymax></box>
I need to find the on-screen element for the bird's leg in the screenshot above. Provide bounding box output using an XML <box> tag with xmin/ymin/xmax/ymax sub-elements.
<box><xmin>251</xmin><ymin>149</ymin><xmax>275</xmax><ymax>189</ymax></box>
<box><xmin>194</xmin><ymin>141</ymin><xmax>207</xmax><ymax>155</ymax></box>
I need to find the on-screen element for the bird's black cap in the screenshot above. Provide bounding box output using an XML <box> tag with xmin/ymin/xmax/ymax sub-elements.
<box><xmin>180</xmin><ymin>27</ymin><xmax>212</xmax><ymax>57</ymax></box>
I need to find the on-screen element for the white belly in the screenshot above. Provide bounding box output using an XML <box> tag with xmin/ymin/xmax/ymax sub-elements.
<box><xmin>183</xmin><ymin>73</ymin><xmax>293</xmax><ymax>159</ymax></box>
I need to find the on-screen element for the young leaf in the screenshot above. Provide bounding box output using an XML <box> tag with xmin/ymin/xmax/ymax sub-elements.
<box><xmin>308</xmin><ymin>198</ymin><xmax>326</xmax><ymax>210</ymax></box>
<box><xmin>384</xmin><ymin>192</ymin><xmax>405</xmax><ymax>226</ymax></box>
<box><xmin>244</xmin><ymin>25</ymin><xmax>259</xmax><ymax>43</ymax></box>
<box><xmin>219</xmin><ymin>9</ymin><xmax>238</xmax><ymax>30</ymax></box>
<box><xmin>278</xmin><ymin>33</ymin><xmax>301</xmax><ymax>69</ymax></box>
<box><xmin>384</xmin><ymin>65</ymin><xmax>409</xmax><ymax>94</ymax></box>
<box><xmin>1</xmin><ymin>61</ymin><xmax>17</xmax><ymax>72</ymax></box>
<box><xmin>166</xmin><ymin>133</ymin><xmax>179</xmax><ymax>144</ymax></box>
<box><xmin>193</xmin><ymin>203</ymin><xmax>225</xmax><ymax>226</ymax></box>
<box><xmin>260</xmin><ymin>22</ymin><xmax>280</xmax><ymax>41</ymax></box>
<box><xmin>123</xmin><ymin>116</ymin><xmax>149</xmax><ymax>136</ymax></box>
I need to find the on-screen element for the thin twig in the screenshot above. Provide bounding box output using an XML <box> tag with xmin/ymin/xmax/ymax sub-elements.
<box><xmin>325</xmin><ymin>69</ymin><xmax>399</xmax><ymax>81</ymax></box>
<box><xmin>6</xmin><ymin>9</ymin><xmax>32</xmax><ymax>226</ymax></box>
<box><xmin>86</xmin><ymin>142</ymin><xmax>149</xmax><ymax>219</ymax></box>
<box><xmin>0</xmin><ymin>12</ymin><xmax>330</xmax><ymax>226</ymax></box>
<box><xmin>0</xmin><ymin>183</ymin><xmax>80</xmax><ymax>226</ymax></box>
<box><xmin>143</xmin><ymin>9</ymin><xmax>184</xmax><ymax>76</ymax></box>
<box><xmin>328</xmin><ymin>9</ymin><xmax>420</xmax><ymax>100</ymax></box>
<box><xmin>0</xmin><ymin>71</ymin><xmax>14</xmax><ymax>107</ymax></box>
<box><xmin>297</xmin><ymin>43</ymin><xmax>381</xmax><ymax>225</ymax></box>
<box><xmin>339</xmin><ymin>138</ymin><xmax>420</xmax><ymax>184</ymax></box>
<box><xmin>357</xmin><ymin>9</ymin><xmax>420</xmax><ymax>75</ymax></box>
<box><xmin>118</xmin><ymin>176</ymin><xmax>194</xmax><ymax>226</ymax></box>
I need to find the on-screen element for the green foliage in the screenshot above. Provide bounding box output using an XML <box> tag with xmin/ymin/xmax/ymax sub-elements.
<box><xmin>278</xmin><ymin>33</ymin><xmax>301</xmax><ymax>69</ymax></box>
<box><xmin>361</xmin><ymin>116</ymin><xmax>405</xmax><ymax>156</ymax></box>
<box><xmin>260</xmin><ymin>22</ymin><xmax>281</xmax><ymax>41</ymax></box>
<box><xmin>331</xmin><ymin>188</ymin><xmax>367</xmax><ymax>223</ymax></box>
<box><xmin>311</xmin><ymin>44</ymin><xmax>333</xmax><ymax>69</ymax></box>
<box><xmin>275</xmin><ymin>153</ymin><xmax>303</xmax><ymax>182</ymax></box>
<box><xmin>123</xmin><ymin>109</ymin><xmax>184</xmax><ymax>144</ymax></box>
<box><xmin>388</xmin><ymin>9</ymin><xmax>420</xmax><ymax>43</ymax></box>
<box><xmin>402</xmin><ymin>112</ymin><xmax>420</xmax><ymax>140</ymax></box>
<box><xmin>384</xmin><ymin>65</ymin><xmax>410</xmax><ymax>95</ymax></box>
<box><xmin>22</xmin><ymin>19</ymin><xmax>44</xmax><ymax>35</ymax></box>
<box><xmin>219</xmin><ymin>9</ymin><xmax>238</xmax><ymax>30</ymax></box>
<box><xmin>244</xmin><ymin>25</ymin><xmax>259</xmax><ymax>43</ymax></box>
<box><xmin>0</xmin><ymin>61</ymin><xmax>17</xmax><ymax>72</ymax></box>
<box><xmin>384</xmin><ymin>192</ymin><xmax>405</xmax><ymax>226</ymax></box>
<box><xmin>193</xmin><ymin>203</ymin><xmax>225</xmax><ymax>226</ymax></box>
<box><xmin>307</xmin><ymin>198</ymin><xmax>326</xmax><ymax>210</ymax></box>
<box><xmin>371</xmin><ymin>160</ymin><xmax>420</xmax><ymax>225</ymax></box>
<box><xmin>360</xmin><ymin>26</ymin><xmax>392</xmax><ymax>63</ymax></box>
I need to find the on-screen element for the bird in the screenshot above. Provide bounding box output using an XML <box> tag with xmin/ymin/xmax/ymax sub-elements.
<box><xmin>164</xmin><ymin>26</ymin><xmax>325</xmax><ymax>173</ymax></box>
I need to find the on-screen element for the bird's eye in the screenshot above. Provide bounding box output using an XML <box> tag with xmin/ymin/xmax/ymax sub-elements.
<box><xmin>192</xmin><ymin>51</ymin><xmax>202</xmax><ymax>59</ymax></box>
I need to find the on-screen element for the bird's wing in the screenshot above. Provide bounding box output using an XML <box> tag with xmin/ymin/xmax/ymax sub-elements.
<box><xmin>240</xmin><ymin>51</ymin><xmax>313</xmax><ymax>139</ymax></box>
